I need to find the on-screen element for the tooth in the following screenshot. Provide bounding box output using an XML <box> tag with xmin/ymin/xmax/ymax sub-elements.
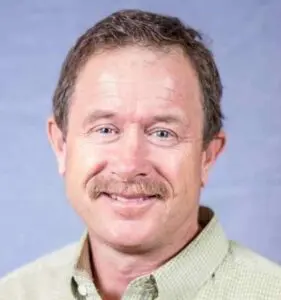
<box><xmin>117</xmin><ymin>196</ymin><xmax>129</xmax><ymax>202</ymax></box>
<box><xmin>116</xmin><ymin>196</ymin><xmax>123</xmax><ymax>201</ymax></box>
<box><xmin>110</xmin><ymin>194</ymin><xmax>150</xmax><ymax>202</ymax></box>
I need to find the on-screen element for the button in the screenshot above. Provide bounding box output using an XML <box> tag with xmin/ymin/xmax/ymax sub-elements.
<box><xmin>78</xmin><ymin>285</ymin><xmax>88</xmax><ymax>296</ymax></box>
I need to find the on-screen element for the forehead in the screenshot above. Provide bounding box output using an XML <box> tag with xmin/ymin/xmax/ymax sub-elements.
<box><xmin>72</xmin><ymin>46</ymin><xmax>202</xmax><ymax>119</ymax></box>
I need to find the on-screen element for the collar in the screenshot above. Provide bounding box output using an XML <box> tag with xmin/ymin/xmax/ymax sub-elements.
<box><xmin>151</xmin><ymin>206</ymin><xmax>229</xmax><ymax>298</ymax></box>
<box><xmin>71</xmin><ymin>206</ymin><xmax>229</xmax><ymax>299</ymax></box>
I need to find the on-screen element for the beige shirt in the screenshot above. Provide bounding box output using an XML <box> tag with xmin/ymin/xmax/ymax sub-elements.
<box><xmin>1</xmin><ymin>207</ymin><xmax>281</xmax><ymax>299</ymax></box>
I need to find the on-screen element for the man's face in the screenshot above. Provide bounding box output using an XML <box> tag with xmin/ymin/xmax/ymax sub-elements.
<box><xmin>48</xmin><ymin>47</ymin><xmax>224</xmax><ymax>251</ymax></box>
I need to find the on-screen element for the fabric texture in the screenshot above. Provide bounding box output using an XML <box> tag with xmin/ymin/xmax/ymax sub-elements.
<box><xmin>1</xmin><ymin>207</ymin><xmax>281</xmax><ymax>300</ymax></box>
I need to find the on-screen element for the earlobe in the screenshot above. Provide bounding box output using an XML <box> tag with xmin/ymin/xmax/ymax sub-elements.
<box><xmin>201</xmin><ymin>131</ymin><xmax>226</xmax><ymax>187</ymax></box>
<box><xmin>47</xmin><ymin>117</ymin><xmax>66</xmax><ymax>176</ymax></box>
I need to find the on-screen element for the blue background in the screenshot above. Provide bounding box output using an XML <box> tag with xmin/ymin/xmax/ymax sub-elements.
<box><xmin>0</xmin><ymin>0</ymin><xmax>280</xmax><ymax>276</ymax></box>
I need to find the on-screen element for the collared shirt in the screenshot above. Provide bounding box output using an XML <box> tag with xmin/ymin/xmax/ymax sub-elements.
<box><xmin>1</xmin><ymin>207</ymin><xmax>281</xmax><ymax>299</ymax></box>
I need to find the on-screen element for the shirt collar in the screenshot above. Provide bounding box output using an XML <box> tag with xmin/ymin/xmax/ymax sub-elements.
<box><xmin>74</xmin><ymin>232</ymin><xmax>93</xmax><ymax>279</ymax></box>
<box><xmin>71</xmin><ymin>232</ymin><xmax>100</xmax><ymax>298</ymax></box>
<box><xmin>71</xmin><ymin>206</ymin><xmax>229</xmax><ymax>299</ymax></box>
<box><xmin>152</xmin><ymin>206</ymin><xmax>229</xmax><ymax>298</ymax></box>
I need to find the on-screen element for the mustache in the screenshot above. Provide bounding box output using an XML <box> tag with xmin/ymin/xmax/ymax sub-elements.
<box><xmin>88</xmin><ymin>176</ymin><xmax>170</xmax><ymax>200</ymax></box>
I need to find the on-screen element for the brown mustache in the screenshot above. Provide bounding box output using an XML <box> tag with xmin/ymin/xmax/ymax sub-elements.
<box><xmin>88</xmin><ymin>176</ymin><xmax>170</xmax><ymax>200</ymax></box>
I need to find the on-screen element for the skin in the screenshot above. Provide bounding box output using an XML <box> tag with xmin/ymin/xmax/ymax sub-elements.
<box><xmin>48</xmin><ymin>46</ymin><xmax>225</xmax><ymax>300</ymax></box>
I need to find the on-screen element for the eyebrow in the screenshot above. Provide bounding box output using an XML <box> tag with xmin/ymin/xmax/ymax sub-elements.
<box><xmin>82</xmin><ymin>110</ymin><xmax>117</xmax><ymax>128</ymax></box>
<box><xmin>82</xmin><ymin>110</ymin><xmax>187</xmax><ymax>128</ymax></box>
<box><xmin>149</xmin><ymin>114</ymin><xmax>185</xmax><ymax>125</ymax></box>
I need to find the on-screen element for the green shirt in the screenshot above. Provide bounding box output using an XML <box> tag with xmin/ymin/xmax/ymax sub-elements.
<box><xmin>1</xmin><ymin>207</ymin><xmax>281</xmax><ymax>299</ymax></box>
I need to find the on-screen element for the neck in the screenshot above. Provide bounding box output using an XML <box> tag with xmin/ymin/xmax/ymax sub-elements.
<box><xmin>88</xmin><ymin>220</ymin><xmax>201</xmax><ymax>300</ymax></box>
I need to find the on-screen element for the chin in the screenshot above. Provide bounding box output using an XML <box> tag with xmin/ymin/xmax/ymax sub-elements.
<box><xmin>109</xmin><ymin>239</ymin><xmax>154</xmax><ymax>254</ymax></box>
<box><xmin>105</xmin><ymin>223</ymin><xmax>158</xmax><ymax>253</ymax></box>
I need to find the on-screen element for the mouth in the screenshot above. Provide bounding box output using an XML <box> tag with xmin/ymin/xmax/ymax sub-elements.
<box><xmin>98</xmin><ymin>192</ymin><xmax>160</xmax><ymax>217</ymax></box>
<box><xmin>101</xmin><ymin>192</ymin><xmax>160</xmax><ymax>203</ymax></box>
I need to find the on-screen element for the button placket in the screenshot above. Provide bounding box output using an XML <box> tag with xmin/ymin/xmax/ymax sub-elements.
<box><xmin>123</xmin><ymin>275</ymin><xmax>159</xmax><ymax>300</ymax></box>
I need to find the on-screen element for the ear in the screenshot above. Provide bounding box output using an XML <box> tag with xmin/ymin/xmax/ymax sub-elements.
<box><xmin>201</xmin><ymin>131</ymin><xmax>226</xmax><ymax>187</ymax></box>
<box><xmin>47</xmin><ymin>116</ymin><xmax>66</xmax><ymax>176</ymax></box>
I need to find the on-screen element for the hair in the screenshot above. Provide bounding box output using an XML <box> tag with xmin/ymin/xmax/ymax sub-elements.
<box><xmin>52</xmin><ymin>9</ymin><xmax>224</xmax><ymax>146</ymax></box>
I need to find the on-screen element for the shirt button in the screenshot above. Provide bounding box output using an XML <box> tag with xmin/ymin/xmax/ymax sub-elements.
<box><xmin>78</xmin><ymin>285</ymin><xmax>88</xmax><ymax>296</ymax></box>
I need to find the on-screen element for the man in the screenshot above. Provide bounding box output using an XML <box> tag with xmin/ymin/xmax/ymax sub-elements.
<box><xmin>1</xmin><ymin>9</ymin><xmax>281</xmax><ymax>300</ymax></box>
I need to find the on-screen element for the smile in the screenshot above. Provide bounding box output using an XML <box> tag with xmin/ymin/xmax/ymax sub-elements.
<box><xmin>99</xmin><ymin>192</ymin><xmax>159</xmax><ymax>217</ymax></box>
<box><xmin>103</xmin><ymin>192</ymin><xmax>158</xmax><ymax>203</ymax></box>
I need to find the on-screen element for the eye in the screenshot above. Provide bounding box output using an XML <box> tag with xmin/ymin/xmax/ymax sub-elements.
<box><xmin>148</xmin><ymin>128</ymin><xmax>179</xmax><ymax>146</ymax></box>
<box><xmin>87</xmin><ymin>124</ymin><xmax>120</xmax><ymax>143</ymax></box>
<box><xmin>96</xmin><ymin>126</ymin><xmax>117</xmax><ymax>135</ymax></box>
<box><xmin>152</xmin><ymin>130</ymin><xmax>172</xmax><ymax>139</ymax></box>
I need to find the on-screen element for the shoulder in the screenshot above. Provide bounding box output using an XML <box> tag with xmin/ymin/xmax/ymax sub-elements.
<box><xmin>0</xmin><ymin>242</ymin><xmax>78</xmax><ymax>300</ymax></box>
<box><xmin>229</xmin><ymin>241</ymin><xmax>281</xmax><ymax>277</ymax></box>
<box><xmin>213</xmin><ymin>241</ymin><xmax>281</xmax><ymax>299</ymax></box>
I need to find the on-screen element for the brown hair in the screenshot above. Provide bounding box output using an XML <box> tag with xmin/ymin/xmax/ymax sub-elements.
<box><xmin>52</xmin><ymin>9</ymin><xmax>224</xmax><ymax>146</ymax></box>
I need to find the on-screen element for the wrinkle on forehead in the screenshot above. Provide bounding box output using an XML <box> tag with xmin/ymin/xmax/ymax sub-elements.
<box><xmin>73</xmin><ymin>46</ymin><xmax>203</xmax><ymax>121</ymax></box>
<box><xmin>75</xmin><ymin>77</ymin><xmax>186</xmax><ymax>111</ymax></box>
<box><xmin>98</xmin><ymin>72</ymin><xmax>174</xmax><ymax>88</ymax></box>
<box><xmin>75</xmin><ymin>46</ymin><xmax>198</xmax><ymax>90</ymax></box>
<box><xmin>99</xmin><ymin>72</ymin><xmax>176</xmax><ymax>93</ymax></box>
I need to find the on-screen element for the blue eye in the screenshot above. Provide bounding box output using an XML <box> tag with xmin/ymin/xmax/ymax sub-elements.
<box><xmin>86</xmin><ymin>124</ymin><xmax>120</xmax><ymax>143</ymax></box>
<box><xmin>148</xmin><ymin>128</ymin><xmax>179</xmax><ymax>146</ymax></box>
<box><xmin>154</xmin><ymin>130</ymin><xmax>171</xmax><ymax>138</ymax></box>
<box><xmin>97</xmin><ymin>127</ymin><xmax>116</xmax><ymax>135</ymax></box>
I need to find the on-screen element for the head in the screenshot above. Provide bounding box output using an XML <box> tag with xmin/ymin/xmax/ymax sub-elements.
<box><xmin>48</xmin><ymin>9</ymin><xmax>225</xmax><ymax>252</ymax></box>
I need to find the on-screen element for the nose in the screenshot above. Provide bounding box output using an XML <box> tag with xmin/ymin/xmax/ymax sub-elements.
<box><xmin>110</xmin><ymin>127</ymin><xmax>152</xmax><ymax>181</ymax></box>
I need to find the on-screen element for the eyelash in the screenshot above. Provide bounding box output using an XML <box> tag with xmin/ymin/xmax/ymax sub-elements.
<box><xmin>86</xmin><ymin>125</ymin><xmax>180</xmax><ymax>146</ymax></box>
<box><xmin>148</xmin><ymin>128</ymin><xmax>176</xmax><ymax>139</ymax></box>
<box><xmin>88</xmin><ymin>124</ymin><xmax>118</xmax><ymax>134</ymax></box>
<box><xmin>91</xmin><ymin>126</ymin><xmax>176</xmax><ymax>137</ymax></box>
<box><xmin>96</xmin><ymin>126</ymin><xmax>118</xmax><ymax>135</ymax></box>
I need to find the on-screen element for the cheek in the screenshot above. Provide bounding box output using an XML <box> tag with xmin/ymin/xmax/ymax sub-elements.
<box><xmin>64</xmin><ymin>140</ymin><xmax>107</xmax><ymax>201</ymax></box>
<box><xmin>66</xmin><ymin>140</ymin><xmax>104</xmax><ymax>172</ymax></box>
<box><xmin>63</xmin><ymin>140</ymin><xmax>112</xmax><ymax>219</ymax></box>
<box><xmin>155</xmin><ymin>145</ymin><xmax>200</xmax><ymax>180</ymax></box>
<box><xmin>155</xmin><ymin>145</ymin><xmax>202</xmax><ymax>199</ymax></box>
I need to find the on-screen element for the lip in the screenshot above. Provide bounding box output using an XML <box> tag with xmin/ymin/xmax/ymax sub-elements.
<box><xmin>101</xmin><ymin>192</ymin><xmax>158</xmax><ymax>217</ymax></box>
<box><xmin>106</xmin><ymin>192</ymin><xmax>157</xmax><ymax>202</ymax></box>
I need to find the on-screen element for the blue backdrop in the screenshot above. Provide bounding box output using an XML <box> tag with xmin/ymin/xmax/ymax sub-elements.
<box><xmin>0</xmin><ymin>0</ymin><xmax>280</xmax><ymax>276</ymax></box>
